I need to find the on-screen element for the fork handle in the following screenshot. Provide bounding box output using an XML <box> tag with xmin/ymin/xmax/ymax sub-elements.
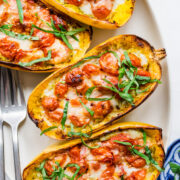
<box><xmin>11</xmin><ymin>125</ymin><xmax>22</xmax><ymax>180</ymax></box>
<box><xmin>0</xmin><ymin>121</ymin><xmax>5</xmax><ymax>180</ymax></box>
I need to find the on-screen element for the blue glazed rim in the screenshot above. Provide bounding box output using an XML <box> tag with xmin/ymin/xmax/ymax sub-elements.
<box><xmin>158</xmin><ymin>139</ymin><xmax>180</xmax><ymax>180</ymax></box>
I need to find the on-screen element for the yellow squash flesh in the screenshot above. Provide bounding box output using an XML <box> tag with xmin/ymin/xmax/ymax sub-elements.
<box><xmin>40</xmin><ymin>0</ymin><xmax>135</xmax><ymax>29</ymax></box>
<box><xmin>22</xmin><ymin>122</ymin><xmax>165</xmax><ymax>180</ymax></box>
<box><xmin>27</xmin><ymin>34</ymin><xmax>166</xmax><ymax>140</ymax></box>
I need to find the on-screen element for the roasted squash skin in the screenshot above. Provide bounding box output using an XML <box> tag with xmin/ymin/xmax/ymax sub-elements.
<box><xmin>22</xmin><ymin>122</ymin><xmax>165</xmax><ymax>180</ymax></box>
<box><xmin>40</xmin><ymin>0</ymin><xmax>135</xmax><ymax>29</ymax></box>
<box><xmin>0</xmin><ymin>1</ymin><xmax>92</xmax><ymax>73</ymax></box>
<box><xmin>27</xmin><ymin>34</ymin><xmax>166</xmax><ymax>140</ymax></box>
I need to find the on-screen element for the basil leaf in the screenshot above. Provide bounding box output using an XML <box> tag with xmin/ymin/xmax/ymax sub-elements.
<box><xmin>141</xmin><ymin>129</ymin><xmax>147</xmax><ymax>146</ymax></box>
<box><xmin>83</xmin><ymin>55</ymin><xmax>101</xmax><ymax>60</ymax></box>
<box><xmin>114</xmin><ymin>140</ymin><xmax>150</xmax><ymax>165</ymax></box>
<box><xmin>61</xmin><ymin>101</ymin><xmax>69</xmax><ymax>130</ymax></box>
<box><xmin>169</xmin><ymin>162</ymin><xmax>180</xmax><ymax>174</ymax></box>
<box><xmin>103</xmin><ymin>79</ymin><xmax>134</xmax><ymax>103</ymax></box>
<box><xmin>114</xmin><ymin>140</ymin><xmax>132</xmax><ymax>146</ymax></box>
<box><xmin>18</xmin><ymin>50</ymin><xmax>52</xmax><ymax>67</ymax></box>
<box><xmin>60</xmin><ymin>33</ymin><xmax>73</xmax><ymax>50</ymax></box>
<box><xmin>85</xmin><ymin>86</ymin><xmax>113</xmax><ymax>101</ymax></box>
<box><xmin>16</xmin><ymin>0</ymin><xmax>24</xmax><ymax>24</ymax></box>
<box><xmin>0</xmin><ymin>26</ymin><xmax>39</xmax><ymax>40</ymax></box>
<box><xmin>80</xmin><ymin>136</ymin><xmax>100</xmax><ymax>149</ymax></box>
<box><xmin>118</xmin><ymin>67</ymin><xmax>125</xmax><ymax>80</ymax></box>
<box><xmin>66</xmin><ymin>27</ymin><xmax>86</xmax><ymax>36</ymax></box>
<box><xmin>66</xmin><ymin>164</ymin><xmax>80</xmax><ymax>180</ymax></box>
<box><xmin>79</xmin><ymin>99</ymin><xmax>94</xmax><ymax>116</ymax></box>
<box><xmin>40</xmin><ymin>126</ymin><xmax>58</xmax><ymax>135</ymax></box>
<box><xmin>124</xmin><ymin>51</ymin><xmax>134</xmax><ymax>67</ymax></box>
<box><xmin>136</xmin><ymin>75</ymin><xmax>151</xmax><ymax>81</ymax></box>
<box><xmin>36</xmin><ymin>160</ymin><xmax>46</xmax><ymax>171</ymax></box>
<box><xmin>145</xmin><ymin>146</ymin><xmax>164</xmax><ymax>172</ymax></box>
<box><xmin>136</xmin><ymin>87</ymin><xmax>150</xmax><ymax>94</ymax></box>
<box><xmin>71</xmin><ymin>60</ymin><xmax>86</xmax><ymax>69</ymax></box>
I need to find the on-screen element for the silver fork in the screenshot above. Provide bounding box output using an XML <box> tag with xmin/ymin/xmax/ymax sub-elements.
<box><xmin>0</xmin><ymin>67</ymin><xmax>26</xmax><ymax>180</ymax></box>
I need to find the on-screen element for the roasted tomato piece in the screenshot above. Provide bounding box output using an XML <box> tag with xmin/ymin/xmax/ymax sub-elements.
<box><xmin>51</xmin><ymin>15</ymin><xmax>68</xmax><ymax>30</ymax></box>
<box><xmin>54</xmin><ymin>82</ymin><xmax>68</xmax><ymax>98</ymax></box>
<box><xmin>91</xmin><ymin>0</ymin><xmax>112</xmax><ymax>19</ymax></box>
<box><xmin>126</xmin><ymin>169</ymin><xmax>147</xmax><ymax>180</ymax></box>
<box><xmin>125</xmin><ymin>155</ymin><xmax>146</xmax><ymax>168</ymax></box>
<box><xmin>76</xmin><ymin>80</ymin><xmax>91</xmax><ymax>95</ymax></box>
<box><xmin>137</xmin><ymin>69</ymin><xmax>151</xmax><ymax>77</ymax></box>
<box><xmin>82</xmin><ymin>64</ymin><xmax>100</xmax><ymax>76</ymax></box>
<box><xmin>47</xmin><ymin>109</ymin><xmax>63</xmax><ymax>123</ymax></box>
<box><xmin>121</xmin><ymin>53</ymin><xmax>142</xmax><ymax>67</ymax></box>
<box><xmin>33</xmin><ymin>29</ymin><xmax>55</xmax><ymax>48</ymax></box>
<box><xmin>65</xmin><ymin>0</ymin><xmax>83</xmax><ymax>6</ymax></box>
<box><xmin>99</xmin><ymin>52</ymin><xmax>119</xmax><ymax>75</ymax></box>
<box><xmin>0</xmin><ymin>38</ymin><xmax>19</xmax><ymax>60</ymax></box>
<box><xmin>69</xmin><ymin>115</ymin><xmax>89</xmax><ymax>127</ymax></box>
<box><xmin>69</xmin><ymin>146</ymin><xmax>81</xmax><ymax>160</ymax></box>
<box><xmin>91</xmin><ymin>147</ymin><xmax>113</xmax><ymax>163</ymax></box>
<box><xmin>69</xmin><ymin>146</ymin><xmax>88</xmax><ymax>174</ymax></box>
<box><xmin>92</xmin><ymin>101</ymin><xmax>112</xmax><ymax>118</ymax></box>
<box><xmin>41</xmin><ymin>97</ymin><xmax>59</xmax><ymax>111</ymax></box>
<box><xmin>44</xmin><ymin>154</ymin><xmax>67</xmax><ymax>176</ymax></box>
<box><xmin>70</xmin><ymin>98</ymin><xmax>87</xmax><ymax>106</ymax></box>
<box><xmin>65</xmin><ymin>68</ymin><xmax>84</xmax><ymax>87</ymax></box>
<box><xmin>100</xmin><ymin>165</ymin><xmax>115</xmax><ymax>180</ymax></box>
<box><xmin>91</xmin><ymin>162</ymin><xmax>101</xmax><ymax>171</ymax></box>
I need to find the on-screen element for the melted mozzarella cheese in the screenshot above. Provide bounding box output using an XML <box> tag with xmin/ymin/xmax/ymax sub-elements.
<box><xmin>80</xmin><ymin>1</ymin><xmax>92</xmax><ymax>15</ymax></box>
<box><xmin>88</xmin><ymin>163</ymin><xmax>107</xmax><ymax>179</ymax></box>
<box><xmin>68</xmin><ymin>35</ymin><xmax>80</xmax><ymax>49</ymax></box>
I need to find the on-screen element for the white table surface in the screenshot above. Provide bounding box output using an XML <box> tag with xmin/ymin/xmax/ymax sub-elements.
<box><xmin>148</xmin><ymin>0</ymin><xmax>180</xmax><ymax>145</ymax></box>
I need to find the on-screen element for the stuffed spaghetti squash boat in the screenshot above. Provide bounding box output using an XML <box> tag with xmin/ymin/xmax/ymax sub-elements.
<box><xmin>40</xmin><ymin>0</ymin><xmax>135</xmax><ymax>29</ymax></box>
<box><xmin>28</xmin><ymin>34</ymin><xmax>166</xmax><ymax>140</ymax></box>
<box><xmin>23</xmin><ymin>122</ymin><xmax>165</xmax><ymax>180</ymax></box>
<box><xmin>0</xmin><ymin>0</ymin><xmax>92</xmax><ymax>72</ymax></box>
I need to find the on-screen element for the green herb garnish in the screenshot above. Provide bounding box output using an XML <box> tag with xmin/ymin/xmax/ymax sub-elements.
<box><xmin>16</xmin><ymin>0</ymin><xmax>23</xmax><ymax>24</ymax></box>
<box><xmin>18</xmin><ymin>50</ymin><xmax>52</xmax><ymax>67</ymax></box>
<box><xmin>61</xmin><ymin>101</ymin><xmax>69</xmax><ymax>130</ymax></box>
<box><xmin>0</xmin><ymin>25</ymin><xmax>39</xmax><ymax>40</ymax></box>
<box><xmin>37</xmin><ymin>160</ymin><xmax>80</xmax><ymax>180</ymax></box>
<box><xmin>31</xmin><ymin>19</ymin><xmax>86</xmax><ymax>50</ymax></box>
<box><xmin>142</xmin><ymin>129</ymin><xmax>164</xmax><ymax>172</ymax></box>
<box><xmin>68</xmin><ymin>124</ymin><xmax>100</xmax><ymax>149</ymax></box>
<box><xmin>79</xmin><ymin>99</ymin><xmax>94</xmax><ymax>117</ymax></box>
<box><xmin>40</xmin><ymin>126</ymin><xmax>58</xmax><ymax>136</ymax></box>
<box><xmin>114</xmin><ymin>140</ymin><xmax>150</xmax><ymax>165</ymax></box>
<box><xmin>85</xmin><ymin>86</ymin><xmax>113</xmax><ymax>101</ymax></box>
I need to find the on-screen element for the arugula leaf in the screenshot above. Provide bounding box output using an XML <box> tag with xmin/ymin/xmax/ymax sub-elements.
<box><xmin>85</xmin><ymin>86</ymin><xmax>113</xmax><ymax>101</ymax></box>
<box><xmin>79</xmin><ymin>99</ymin><xmax>94</xmax><ymax>116</ymax></box>
<box><xmin>169</xmin><ymin>162</ymin><xmax>180</xmax><ymax>174</ymax></box>
<box><xmin>0</xmin><ymin>25</ymin><xmax>39</xmax><ymax>40</ymax></box>
<box><xmin>16</xmin><ymin>0</ymin><xmax>23</xmax><ymax>24</ymax></box>
<box><xmin>40</xmin><ymin>126</ymin><xmax>58</xmax><ymax>136</ymax></box>
<box><xmin>18</xmin><ymin>50</ymin><xmax>52</xmax><ymax>67</ymax></box>
<box><xmin>61</xmin><ymin>101</ymin><xmax>69</xmax><ymax>130</ymax></box>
